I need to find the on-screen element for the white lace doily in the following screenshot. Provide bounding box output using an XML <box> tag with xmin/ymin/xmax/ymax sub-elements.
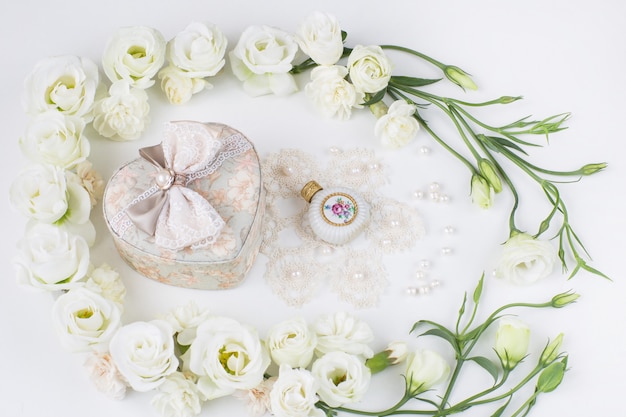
<box><xmin>260</xmin><ymin>148</ymin><xmax>425</xmax><ymax>308</ymax></box>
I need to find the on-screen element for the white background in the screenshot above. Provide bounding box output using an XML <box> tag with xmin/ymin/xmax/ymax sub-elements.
<box><xmin>1</xmin><ymin>1</ymin><xmax>624</xmax><ymax>416</ymax></box>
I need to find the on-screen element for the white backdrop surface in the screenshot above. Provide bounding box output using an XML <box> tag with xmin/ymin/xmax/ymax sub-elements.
<box><xmin>1</xmin><ymin>1</ymin><xmax>624</xmax><ymax>416</ymax></box>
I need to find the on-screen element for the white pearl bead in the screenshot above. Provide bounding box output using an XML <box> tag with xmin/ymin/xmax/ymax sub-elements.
<box><xmin>368</xmin><ymin>163</ymin><xmax>380</xmax><ymax>171</ymax></box>
<box><xmin>419</xmin><ymin>146</ymin><xmax>431</xmax><ymax>155</ymax></box>
<box><xmin>389</xmin><ymin>219</ymin><xmax>400</xmax><ymax>227</ymax></box>
<box><xmin>429</xmin><ymin>182</ymin><xmax>440</xmax><ymax>192</ymax></box>
<box><xmin>350</xmin><ymin>166</ymin><xmax>361</xmax><ymax>175</ymax></box>
<box><xmin>155</xmin><ymin>169</ymin><xmax>174</xmax><ymax>189</ymax></box>
<box><xmin>429</xmin><ymin>191</ymin><xmax>440</xmax><ymax>201</ymax></box>
<box><xmin>415</xmin><ymin>270</ymin><xmax>426</xmax><ymax>280</ymax></box>
<box><xmin>439</xmin><ymin>194</ymin><xmax>450</xmax><ymax>203</ymax></box>
<box><xmin>413</xmin><ymin>190</ymin><xmax>425</xmax><ymax>199</ymax></box>
<box><xmin>444</xmin><ymin>225</ymin><xmax>456</xmax><ymax>234</ymax></box>
<box><xmin>290</xmin><ymin>270</ymin><xmax>302</xmax><ymax>279</ymax></box>
<box><xmin>430</xmin><ymin>280</ymin><xmax>441</xmax><ymax>288</ymax></box>
<box><xmin>353</xmin><ymin>272</ymin><xmax>365</xmax><ymax>280</ymax></box>
<box><xmin>282</xmin><ymin>166</ymin><xmax>294</xmax><ymax>176</ymax></box>
<box><xmin>441</xmin><ymin>247</ymin><xmax>453</xmax><ymax>256</ymax></box>
<box><xmin>419</xmin><ymin>259</ymin><xmax>431</xmax><ymax>269</ymax></box>
<box><xmin>406</xmin><ymin>287</ymin><xmax>417</xmax><ymax>295</ymax></box>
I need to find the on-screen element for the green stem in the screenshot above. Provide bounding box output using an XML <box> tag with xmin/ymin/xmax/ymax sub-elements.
<box><xmin>380</xmin><ymin>44</ymin><xmax>446</xmax><ymax>69</ymax></box>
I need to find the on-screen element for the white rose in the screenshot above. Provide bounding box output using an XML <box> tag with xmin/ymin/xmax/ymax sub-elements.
<box><xmin>374</xmin><ymin>100</ymin><xmax>420</xmax><ymax>148</ymax></box>
<box><xmin>20</xmin><ymin>111</ymin><xmax>89</xmax><ymax>169</ymax></box>
<box><xmin>494</xmin><ymin>317</ymin><xmax>531</xmax><ymax>369</ymax></box>
<box><xmin>92</xmin><ymin>80</ymin><xmax>150</xmax><ymax>141</ymax></box>
<box><xmin>229</xmin><ymin>25</ymin><xmax>298</xmax><ymax>96</ymax></box>
<box><xmin>109</xmin><ymin>320</ymin><xmax>179</xmax><ymax>392</ymax></box>
<box><xmin>52</xmin><ymin>287</ymin><xmax>122</xmax><ymax>352</ymax></box>
<box><xmin>15</xmin><ymin>222</ymin><xmax>89</xmax><ymax>291</ymax></box>
<box><xmin>163</xmin><ymin>300</ymin><xmax>212</xmax><ymax>346</ymax></box>
<box><xmin>102</xmin><ymin>26</ymin><xmax>166</xmax><ymax>89</ymax></box>
<box><xmin>167</xmin><ymin>22</ymin><xmax>228</xmax><ymax>78</ymax></box>
<box><xmin>295</xmin><ymin>12</ymin><xmax>344</xmax><ymax>65</ymax></box>
<box><xmin>152</xmin><ymin>372</ymin><xmax>203</xmax><ymax>417</ymax></box>
<box><xmin>314</xmin><ymin>312</ymin><xmax>374</xmax><ymax>358</ymax></box>
<box><xmin>269</xmin><ymin>365</ymin><xmax>323</xmax><ymax>417</ymax></box>
<box><xmin>405</xmin><ymin>349</ymin><xmax>450</xmax><ymax>394</ymax></box>
<box><xmin>10</xmin><ymin>164</ymin><xmax>68</xmax><ymax>223</ymax></box>
<box><xmin>158</xmin><ymin>66</ymin><xmax>208</xmax><ymax>105</ymax></box>
<box><xmin>495</xmin><ymin>232</ymin><xmax>557</xmax><ymax>284</ymax></box>
<box><xmin>305</xmin><ymin>65</ymin><xmax>363</xmax><ymax>120</ymax></box>
<box><xmin>347</xmin><ymin>45</ymin><xmax>393</xmax><ymax>94</ymax></box>
<box><xmin>311</xmin><ymin>351</ymin><xmax>371</xmax><ymax>407</ymax></box>
<box><xmin>186</xmin><ymin>316</ymin><xmax>270</xmax><ymax>400</ymax></box>
<box><xmin>267</xmin><ymin>317</ymin><xmax>317</xmax><ymax>368</ymax></box>
<box><xmin>22</xmin><ymin>55</ymin><xmax>100</xmax><ymax>121</ymax></box>
<box><xmin>84</xmin><ymin>352</ymin><xmax>128</xmax><ymax>400</ymax></box>
<box><xmin>84</xmin><ymin>263</ymin><xmax>126</xmax><ymax>308</ymax></box>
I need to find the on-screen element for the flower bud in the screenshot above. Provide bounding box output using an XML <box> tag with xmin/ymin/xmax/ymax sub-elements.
<box><xmin>498</xmin><ymin>96</ymin><xmax>522</xmax><ymax>104</ymax></box>
<box><xmin>405</xmin><ymin>349</ymin><xmax>450</xmax><ymax>395</ymax></box>
<box><xmin>551</xmin><ymin>291</ymin><xmax>579</xmax><ymax>308</ymax></box>
<box><xmin>580</xmin><ymin>162</ymin><xmax>607</xmax><ymax>176</ymax></box>
<box><xmin>365</xmin><ymin>341</ymin><xmax>408</xmax><ymax>374</ymax></box>
<box><xmin>470</xmin><ymin>174</ymin><xmax>492</xmax><ymax>209</ymax></box>
<box><xmin>536</xmin><ymin>359</ymin><xmax>566</xmax><ymax>393</ymax></box>
<box><xmin>494</xmin><ymin>317</ymin><xmax>530</xmax><ymax>370</ymax></box>
<box><xmin>478</xmin><ymin>159</ymin><xmax>503</xmax><ymax>193</ymax></box>
<box><xmin>444</xmin><ymin>65</ymin><xmax>477</xmax><ymax>91</ymax></box>
<box><xmin>369</xmin><ymin>100</ymin><xmax>389</xmax><ymax>119</ymax></box>
<box><xmin>539</xmin><ymin>333</ymin><xmax>564</xmax><ymax>366</ymax></box>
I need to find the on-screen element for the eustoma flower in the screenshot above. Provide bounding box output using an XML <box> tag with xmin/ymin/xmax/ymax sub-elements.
<box><xmin>374</xmin><ymin>100</ymin><xmax>420</xmax><ymax>148</ymax></box>
<box><xmin>230</xmin><ymin>25</ymin><xmax>298</xmax><ymax>96</ymax></box>
<box><xmin>347</xmin><ymin>45</ymin><xmax>393</xmax><ymax>94</ymax></box>
<box><xmin>314</xmin><ymin>311</ymin><xmax>374</xmax><ymax>358</ymax></box>
<box><xmin>305</xmin><ymin>65</ymin><xmax>363</xmax><ymax>120</ymax></box>
<box><xmin>495</xmin><ymin>232</ymin><xmax>557</xmax><ymax>284</ymax></box>
<box><xmin>267</xmin><ymin>316</ymin><xmax>317</xmax><ymax>368</ymax></box>
<box><xmin>494</xmin><ymin>317</ymin><xmax>531</xmax><ymax>369</ymax></box>
<box><xmin>405</xmin><ymin>349</ymin><xmax>450</xmax><ymax>394</ymax></box>
<box><xmin>269</xmin><ymin>365</ymin><xmax>323</xmax><ymax>417</ymax></box>
<box><xmin>295</xmin><ymin>11</ymin><xmax>344</xmax><ymax>65</ymax></box>
<box><xmin>311</xmin><ymin>351</ymin><xmax>371</xmax><ymax>407</ymax></box>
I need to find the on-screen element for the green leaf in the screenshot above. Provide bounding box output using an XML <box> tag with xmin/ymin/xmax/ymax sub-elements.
<box><xmin>391</xmin><ymin>75</ymin><xmax>441</xmax><ymax>87</ymax></box>
<box><xmin>481</xmin><ymin>135</ymin><xmax>529</xmax><ymax>155</ymax></box>
<box><xmin>472</xmin><ymin>274</ymin><xmax>484</xmax><ymax>304</ymax></box>
<box><xmin>536</xmin><ymin>360</ymin><xmax>566</xmax><ymax>393</ymax></box>
<box><xmin>468</xmin><ymin>356</ymin><xmax>499</xmax><ymax>381</ymax></box>
<box><xmin>420</xmin><ymin>328</ymin><xmax>461</xmax><ymax>355</ymax></box>
<box><xmin>362</xmin><ymin>88</ymin><xmax>387</xmax><ymax>106</ymax></box>
<box><xmin>490</xmin><ymin>396</ymin><xmax>512</xmax><ymax>417</ymax></box>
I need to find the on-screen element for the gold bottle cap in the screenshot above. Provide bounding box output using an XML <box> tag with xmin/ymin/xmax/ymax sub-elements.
<box><xmin>300</xmin><ymin>180</ymin><xmax>323</xmax><ymax>203</ymax></box>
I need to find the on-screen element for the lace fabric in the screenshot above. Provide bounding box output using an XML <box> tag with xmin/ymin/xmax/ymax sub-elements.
<box><xmin>260</xmin><ymin>148</ymin><xmax>424</xmax><ymax>308</ymax></box>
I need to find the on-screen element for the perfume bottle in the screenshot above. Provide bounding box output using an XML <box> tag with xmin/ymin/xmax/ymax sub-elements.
<box><xmin>300</xmin><ymin>180</ymin><xmax>370</xmax><ymax>245</ymax></box>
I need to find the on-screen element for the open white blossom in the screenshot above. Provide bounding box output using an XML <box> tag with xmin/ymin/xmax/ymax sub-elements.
<box><xmin>405</xmin><ymin>349</ymin><xmax>450</xmax><ymax>394</ymax></box>
<box><xmin>102</xmin><ymin>26</ymin><xmax>166</xmax><ymax>89</ymax></box>
<box><xmin>20</xmin><ymin>111</ymin><xmax>89</xmax><ymax>169</ymax></box>
<box><xmin>267</xmin><ymin>317</ymin><xmax>317</xmax><ymax>369</ymax></box>
<box><xmin>10</xmin><ymin>163</ymin><xmax>69</xmax><ymax>223</ymax></box>
<box><xmin>295</xmin><ymin>12</ymin><xmax>344</xmax><ymax>65</ymax></box>
<box><xmin>186</xmin><ymin>316</ymin><xmax>271</xmax><ymax>400</ymax></box>
<box><xmin>374</xmin><ymin>100</ymin><xmax>420</xmax><ymax>148</ymax></box>
<box><xmin>158</xmin><ymin>66</ymin><xmax>208</xmax><ymax>105</ymax></box>
<box><xmin>167</xmin><ymin>22</ymin><xmax>228</xmax><ymax>78</ymax></box>
<box><xmin>92</xmin><ymin>80</ymin><xmax>150</xmax><ymax>141</ymax></box>
<box><xmin>305</xmin><ymin>65</ymin><xmax>363</xmax><ymax>120</ymax></box>
<box><xmin>233</xmin><ymin>377</ymin><xmax>276</xmax><ymax>417</ymax></box>
<box><xmin>495</xmin><ymin>232</ymin><xmax>557</xmax><ymax>284</ymax></box>
<box><xmin>347</xmin><ymin>45</ymin><xmax>393</xmax><ymax>94</ymax></box>
<box><xmin>152</xmin><ymin>372</ymin><xmax>203</xmax><ymax>417</ymax></box>
<box><xmin>15</xmin><ymin>222</ymin><xmax>90</xmax><ymax>291</ymax></box>
<box><xmin>269</xmin><ymin>365</ymin><xmax>323</xmax><ymax>417</ymax></box>
<box><xmin>230</xmin><ymin>25</ymin><xmax>298</xmax><ymax>96</ymax></box>
<box><xmin>52</xmin><ymin>287</ymin><xmax>123</xmax><ymax>352</ymax></box>
<box><xmin>84</xmin><ymin>352</ymin><xmax>128</xmax><ymax>400</ymax></box>
<box><xmin>22</xmin><ymin>55</ymin><xmax>101</xmax><ymax>121</ymax></box>
<box><xmin>311</xmin><ymin>351</ymin><xmax>371</xmax><ymax>407</ymax></box>
<box><xmin>163</xmin><ymin>300</ymin><xmax>212</xmax><ymax>346</ymax></box>
<box><xmin>314</xmin><ymin>311</ymin><xmax>374</xmax><ymax>358</ymax></box>
<box><xmin>109</xmin><ymin>320</ymin><xmax>179</xmax><ymax>392</ymax></box>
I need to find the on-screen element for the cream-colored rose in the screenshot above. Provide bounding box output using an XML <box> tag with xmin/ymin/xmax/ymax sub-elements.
<box><xmin>347</xmin><ymin>45</ymin><xmax>393</xmax><ymax>94</ymax></box>
<box><xmin>314</xmin><ymin>311</ymin><xmax>374</xmax><ymax>359</ymax></box>
<box><xmin>305</xmin><ymin>65</ymin><xmax>363</xmax><ymax>120</ymax></box>
<box><xmin>267</xmin><ymin>317</ymin><xmax>317</xmax><ymax>368</ymax></box>
<box><xmin>84</xmin><ymin>352</ymin><xmax>128</xmax><ymax>400</ymax></box>
<box><xmin>109</xmin><ymin>320</ymin><xmax>179</xmax><ymax>392</ymax></box>
<box><xmin>15</xmin><ymin>222</ymin><xmax>89</xmax><ymax>291</ymax></box>
<box><xmin>230</xmin><ymin>25</ymin><xmax>298</xmax><ymax>96</ymax></box>
<box><xmin>102</xmin><ymin>26</ymin><xmax>166</xmax><ymax>89</ymax></box>
<box><xmin>186</xmin><ymin>316</ymin><xmax>271</xmax><ymax>400</ymax></box>
<box><xmin>295</xmin><ymin>12</ymin><xmax>344</xmax><ymax>65</ymax></box>
<box><xmin>158</xmin><ymin>66</ymin><xmax>208</xmax><ymax>105</ymax></box>
<box><xmin>163</xmin><ymin>300</ymin><xmax>212</xmax><ymax>346</ymax></box>
<box><xmin>495</xmin><ymin>232</ymin><xmax>557</xmax><ymax>284</ymax></box>
<box><xmin>311</xmin><ymin>351</ymin><xmax>371</xmax><ymax>407</ymax></box>
<box><xmin>269</xmin><ymin>365</ymin><xmax>323</xmax><ymax>417</ymax></box>
<box><xmin>167</xmin><ymin>22</ymin><xmax>227</xmax><ymax>78</ymax></box>
<box><xmin>22</xmin><ymin>55</ymin><xmax>100</xmax><ymax>121</ymax></box>
<box><xmin>494</xmin><ymin>317</ymin><xmax>530</xmax><ymax>369</ymax></box>
<box><xmin>52</xmin><ymin>287</ymin><xmax>122</xmax><ymax>352</ymax></box>
<box><xmin>374</xmin><ymin>100</ymin><xmax>420</xmax><ymax>148</ymax></box>
<box><xmin>20</xmin><ymin>111</ymin><xmax>89</xmax><ymax>169</ymax></box>
<box><xmin>10</xmin><ymin>163</ymin><xmax>68</xmax><ymax>223</ymax></box>
<box><xmin>405</xmin><ymin>349</ymin><xmax>450</xmax><ymax>394</ymax></box>
<box><xmin>92</xmin><ymin>80</ymin><xmax>150</xmax><ymax>141</ymax></box>
<box><xmin>84</xmin><ymin>263</ymin><xmax>126</xmax><ymax>308</ymax></box>
<box><xmin>152</xmin><ymin>372</ymin><xmax>203</xmax><ymax>417</ymax></box>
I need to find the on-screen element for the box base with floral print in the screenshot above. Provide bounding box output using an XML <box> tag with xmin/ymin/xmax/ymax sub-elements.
<box><xmin>103</xmin><ymin>122</ymin><xmax>264</xmax><ymax>290</ymax></box>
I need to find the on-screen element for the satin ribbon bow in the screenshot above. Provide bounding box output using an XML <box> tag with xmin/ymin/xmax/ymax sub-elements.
<box><xmin>126</xmin><ymin>122</ymin><xmax>226</xmax><ymax>251</ymax></box>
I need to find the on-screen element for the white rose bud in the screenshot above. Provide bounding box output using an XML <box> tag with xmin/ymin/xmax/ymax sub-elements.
<box><xmin>267</xmin><ymin>317</ymin><xmax>317</xmax><ymax>369</ymax></box>
<box><xmin>102</xmin><ymin>26</ymin><xmax>166</xmax><ymax>89</ymax></box>
<box><xmin>269</xmin><ymin>365</ymin><xmax>322</xmax><ymax>417</ymax></box>
<box><xmin>374</xmin><ymin>100</ymin><xmax>420</xmax><ymax>148</ymax></box>
<box><xmin>495</xmin><ymin>232</ymin><xmax>557</xmax><ymax>284</ymax></box>
<box><xmin>229</xmin><ymin>25</ymin><xmax>298</xmax><ymax>96</ymax></box>
<box><xmin>109</xmin><ymin>320</ymin><xmax>179</xmax><ymax>392</ymax></box>
<box><xmin>305</xmin><ymin>65</ymin><xmax>363</xmax><ymax>120</ymax></box>
<box><xmin>295</xmin><ymin>12</ymin><xmax>344</xmax><ymax>65</ymax></box>
<box><xmin>470</xmin><ymin>174</ymin><xmax>492</xmax><ymax>209</ymax></box>
<box><xmin>347</xmin><ymin>45</ymin><xmax>393</xmax><ymax>94</ymax></box>
<box><xmin>405</xmin><ymin>349</ymin><xmax>450</xmax><ymax>394</ymax></box>
<box><xmin>22</xmin><ymin>55</ymin><xmax>100</xmax><ymax>121</ymax></box>
<box><xmin>314</xmin><ymin>311</ymin><xmax>374</xmax><ymax>359</ymax></box>
<box><xmin>311</xmin><ymin>351</ymin><xmax>371</xmax><ymax>407</ymax></box>
<box><xmin>92</xmin><ymin>80</ymin><xmax>150</xmax><ymax>141</ymax></box>
<box><xmin>494</xmin><ymin>317</ymin><xmax>531</xmax><ymax>369</ymax></box>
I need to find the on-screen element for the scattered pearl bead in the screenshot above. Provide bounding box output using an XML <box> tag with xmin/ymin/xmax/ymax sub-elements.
<box><xmin>290</xmin><ymin>270</ymin><xmax>302</xmax><ymax>279</ymax></box>
<box><xmin>444</xmin><ymin>225</ymin><xmax>456</xmax><ymax>234</ymax></box>
<box><xmin>328</xmin><ymin>146</ymin><xmax>341</xmax><ymax>154</ymax></box>
<box><xmin>414</xmin><ymin>270</ymin><xmax>426</xmax><ymax>280</ymax></box>
<box><xmin>441</xmin><ymin>247</ymin><xmax>453</xmax><ymax>256</ymax></box>
<box><xmin>419</xmin><ymin>146</ymin><xmax>431</xmax><ymax>155</ymax></box>
<box><xmin>353</xmin><ymin>272</ymin><xmax>365</xmax><ymax>280</ymax></box>
<box><xmin>429</xmin><ymin>182</ymin><xmax>440</xmax><ymax>192</ymax></box>
<box><xmin>282</xmin><ymin>166</ymin><xmax>294</xmax><ymax>176</ymax></box>
<box><xmin>368</xmin><ymin>162</ymin><xmax>380</xmax><ymax>171</ymax></box>
<box><xmin>350</xmin><ymin>166</ymin><xmax>361</xmax><ymax>175</ymax></box>
<box><xmin>430</xmin><ymin>279</ymin><xmax>441</xmax><ymax>288</ymax></box>
<box><xmin>429</xmin><ymin>191</ymin><xmax>440</xmax><ymax>201</ymax></box>
<box><xmin>389</xmin><ymin>219</ymin><xmax>400</xmax><ymax>228</ymax></box>
<box><xmin>419</xmin><ymin>259</ymin><xmax>431</xmax><ymax>269</ymax></box>
<box><xmin>413</xmin><ymin>190</ymin><xmax>425</xmax><ymax>199</ymax></box>
<box><xmin>439</xmin><ymin>194</ymin><xmax>450</xmax><ymax>203</ymax></box>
